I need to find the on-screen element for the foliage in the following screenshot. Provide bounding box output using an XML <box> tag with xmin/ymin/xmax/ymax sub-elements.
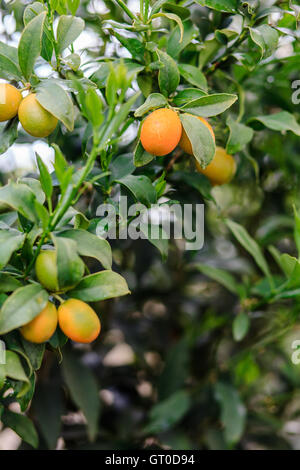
<box><xmin>0</xmin><ymin>0</ymin><xmax>299</xmax><ymax>450</ymax></box>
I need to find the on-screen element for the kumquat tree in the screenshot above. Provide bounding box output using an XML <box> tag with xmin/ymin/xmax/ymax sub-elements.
<box><xmin>0</xmin><ymin>0</ymin><xmax>300</xmax><ymax>452</ymax></box>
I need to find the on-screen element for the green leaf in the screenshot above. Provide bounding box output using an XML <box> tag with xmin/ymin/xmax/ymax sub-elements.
<box><xmin>191</xmin><ymin>263</ymin><xmax>242</xmax><ymax>296</ymax></box>
<box><xmin>144</xmin><ymin>390</ymin><xmax>191</xmax><ymax>434</ymax></box>
<box><xmin>56</xmin><ymin>15</ymin><xmax>85</xmax><ymax>53</ymax></box>
<box><xmin>195</xmin><ymin>0</ymin><xmax>239</xmax><ymax>13</ymax></box>
<box><xmin>110</xmin><ymin>153</ymin><xmax>135</xmax><ymax>180</ymax></box>
<box><xmin>225</xmin><ymin>219</ymin><xmax>273</xmax><ymax>282</ymax></box>
<box><xmin>214</xmin><ymin>382</ymin><xmax>246</xmax><ymax>445</ymax></box>
<box><xmin>0</xmin><ymin>350</ymin><xmax>29</xmax><ymax>385</ymax></box>
<box><xmin>23</xmin><ymin>1</ymin><xmax>53</xmax><ymax>62</ymax></box>
<box><xmin>100</xmin><ymin>92</ymin><xmax>140</xmax><ymax>145</ymax></box>
<box><xmin>117</xmin><ymin>174</ymin><xmax>157</xmax><ymax>207</ymax></box>
<box><xmin>0</xmin><ymin>53</ymin><xmax>22</xmax><ymax>81</ymax></box>
<box><xmin>151</xmin><ymin>0</ymin><xmax>169</xmax><ymax>15</ymax></box>
<box><xmin>52</xmin><ymin>144</ymin><xmax>72</xmax><ymax>194</ymax></box>
<box><xmin>157</xmin><ymin>50</ymin><xmax>180</xmax><ymax>97</ymax></box>
<box><xmin>0</xmin><ymin>273</ymin><xmax>22</xmax><ymax>293</ymax></box>
<box><xmin>36</xmin><ymin>154</ymin><xmax>53</xmax><ymax>200</ymax></box>
<box><xmin>134</xmin><ymin>140</ymin><xmax>155</xmax><ymax>167</ymax></box>
<box><xmin>62</xmin><ymin>348</ymin><xmax>101</xmax><ymax>441</ymax></box>
<box><xmin>67</xmin><ymin>0</ymin><xmax>80</xmax><ymax>15</ymax></box>
<box><xmin>152</xmin><ymin>13</ymin><xmax>184</xmax><ymax>43</ymax></box>
<box><xmin>36</xmin><ymin>81</ymin><xmax>74</xmax><ymax>131</ymax></box>
<box><xmin>181</xmin><ymin>93</ymin><xmax>238</xmax><ymax>117</ymax></box>
<box><xmin>180</xmin><ymin>114</ymin><xmax>215</xmax><ymax>168</ymax></box>
<box><xmin>0</xmin><ymin>230</ymin><xmax>25</xmax><ymax>269</ymax></box>
<box><xmin>0</xmin><ymin>284</ymin><xmax>48</xmax><ymax>334</ymax></box>
<box><xmin>0</xmin><ymin>182</ymin><xmax>41</xmax><ymax>223</ymax></box>
<box><xmin>2</xmin><ymin>409</ymin><xmax>38</xmax><ymax>448</ymax></box>
<box><xmin>0</xmin><ymin>118</ymin><xmax>18</xmax><ymax>156</ymax></box>
<box><xmin>173</xmin><ymin>88</ymin><xmax>207</xmax><ymax>107</ymax></box>
<box><xmin>167</xmin><ymin>20</ymin><xmax>198</xmax><ymax>59</ymax></box>
<box><xmin>52</xmin><ymin>235</ymin><xmax>85</xmax><ymax>290</ymax></box>
<box><xmin>249</xmin><ymin>24</ymin><xmax>279</xmax><ymax>59</ymax></box>
<box><xmin>248</xmin><ymin>111</ymin><xmax>300</xmax><ymax>136</ymax></box>
<box><xmin>113</xmin><ymin>32</ymin><xmax>145</xmax><ymax>63</ymax></box>
<box><xmin>56</xmin><ymin>229</ymin><xmax>112</xmax><ymax>269</ymax></box>
<box><xmin>69</xmin><ymin>271</ymin><xmax>130</xmax><ymax>302</ymax></box>
<box><xmin>85</xmin><ymin>88</ymin><xmax>103</xmax><ymax>128</ymax></box>
<box><xmin>0</xmin><ymin>41</ymin><xmax>19</xmax><ymax>64</ymax></box>
<box><xmin>178</xmin><ymin>64</ymin><xmax>207</xmax><ymax>91</ymax></box>
<box><xmin>226</xmin><ymin>117</ymin><xmax>254</xmax><ymax>154</ymax></box>
<box><xmin>21</xmin><ymin>338</ymin><xmax>45</xmax><ymax>370</ymax></box>
<box><xmin>233</xmin><ymin>312</ymin><xmax>250</xmax><ymax>341</ymax></box>
<box><xmin>18</xmin><ymin>11</ymin><xmax>47</xmax><ymax>80</ymax></box>
<box><xmin>134</xmin><ymin>93</ymin><xmax>168</xmax><ymax>117</ymax></box>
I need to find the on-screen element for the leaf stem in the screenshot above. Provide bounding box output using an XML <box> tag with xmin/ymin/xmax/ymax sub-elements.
<box><xmin>115</xmin><ymin>0</ymin><xmax>137</xmax><ymax>20</ymax></box>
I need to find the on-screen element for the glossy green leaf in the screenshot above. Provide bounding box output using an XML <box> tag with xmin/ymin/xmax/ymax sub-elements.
<box><xmin>192</xmin><ymin>263</ymin><xmax>242</xmax><ymax>296</ymax></box>
<box><xmin>233</xmin><ymin>312</ymin><xmax>250</xmax><ymax>341</ymax></box>
<box><xmin>36</xmin><ymin>153</ymin><xmax>53</xmax><ymax>200</ymax></box>
<box><xmin>215</xmin><ymin>382</ymin><xmax>246</xmax><ymax>445</ymax></box>
<box><xmin>0</xmin><ymin>273</ymin><xmax>22</xmax><ymax>293</ymax></box>
<box><xmin>36</xmin><ymin>81</ymin><xmax>74</xmax><ymax>131</ymax></box>
<box><xmin>117</xmin><ymin>174</ymin><xmax>157</xmax><ymax>207</ymax></box>
<box><xmin>134</xmin><ymin>93</ymin><xmax>168</xmax><ymax>117</ymax></box>
<box><xmin>56</xmin><ymin>15</ymin><xmax>85</xmax><ymax>53</ymax></box>
<box><xmin>248</xmin><ymin>111</ymin><xmax>300</xmax><ymax>136</ymax></box>
<box><xmin>195</xmin><ymin>0</ymin><xmax>239</xmax><ymax>12</ymax></box>
<box><xmin>157</xmin><ymin>50</ymin><xmax>180</xmax><ymax>97</ymax></box>
<box><xmin>69</xmin><ymin>271</ymin><xmax>130</xmax><ymax>302</ymax></box>
<box><xmin>178</xmin><ymin>64</ymin><xmax>207</xmax><ymax>91</ymax></box>
<box><xmin>56</xmin><ymin>229</ymin><xmax>112</xmax><ymax>269</ymax></box>
<box><xmin>134</xmin><ymin>140</ymin><xmax>155</xmax><ymax>167</ymax></box>
<box><xmin>181</xmin><ymin>93</ymin><xmax>237</xmax><ymax>117</ymax></box>
<box><xmin>225</xmin><ymin>219</ymin><xmax>273</xmax><ymax>282</ymax></box>
<box><xmin>0</xmin><ymin>182</ymin><xmax>41</xmax><ymax>223</ymax></box>
<box><xmin>0</xmin><ymin>284</ymin><xmax>48</xmax><ymax>334</ymax></box>
<box><xmin>0</xmin><ymin>230</ymin><xmax>25</xmax><ymax>269</ymax></box>
<box><xmin>2</xmin><ymin>409</ymin><xmax>38</xmax><ymax>448</ymax></box>
<box><xmin>18</xmin><ymin>11</ymin><xmax>47</xmax><ymax>80</ymax></box>
<box><xmin>180</xmin><ymin>113</ymin><xmax>215</xmax><ymax>168</ymax></box>
<box><xmin>52</xmin><ymin>235</ymin><xmax>85</xmax><ymax>290</ymax></box>
<box><xmin>0</xmin><ymin>118</ymin><xmax>18</xmax><ymax>156</ymax></box>
<box><xmin>249</xmin><ymin>24</ymin><xmax>279</xmax><ymax>59</ymax></box>
<box><xmin>226</xmin><ymin>117</ymin><xmax>254</xmax><ymax>154</ymax></box>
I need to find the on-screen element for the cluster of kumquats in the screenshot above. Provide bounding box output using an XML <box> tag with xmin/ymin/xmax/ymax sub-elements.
<box><xmin>22</xmin><ymin>250</ymin><xmax>101</xmax><ymax>345</ymax></box>
<box><xmin>1</xmin><ymin>83</ymin><xmax>101</xmax><ymax>345</ymax></box>
<box><xmin>140</xmin><ymin>108</ymin><xmax>236</xmax><ymax>186</ymax></box>
<box><xmin>0</xmin><ymin>83</ymin><xmax>58</xmax><ymax>137</ymax></box>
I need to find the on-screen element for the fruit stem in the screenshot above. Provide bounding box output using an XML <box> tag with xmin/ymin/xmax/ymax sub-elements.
<box><xmin>53</xmin><ymin>294</ymin><xmax>64</xmax><ymax>304</ymax></box>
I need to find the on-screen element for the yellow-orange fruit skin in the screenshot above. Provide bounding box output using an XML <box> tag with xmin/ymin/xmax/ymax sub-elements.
<box><xmin>58</xmin><ymin>299</ymin><xmax>101</xmax><ymax>344</ymax></box>
<box><xmin>20</xmin><ymin>302</ymin><xmax>58</xmax><ymax>344</ymax></box>
<box><xmin>196</xmin><ymin>146</ymin><xmax>236</xmax><ymax>186</ymax></box>
<box><xmin>179</xmin><ymin>115</ymin><xmax>215</xmax><ymax>155</ymax></box>
<box><xmin>140</xmin><ymin>108</ymin><xmax>182</xmax><ymax>156</ymax></box>
<box><xmin>0</xmin><ymin>83</ymin><xmax>22</xmax><ymax>122</ymax></box>
<box><xmin>18</xmin><ymin>93</ymin><xmax>58</xmax><ymax>138</ymax></box>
